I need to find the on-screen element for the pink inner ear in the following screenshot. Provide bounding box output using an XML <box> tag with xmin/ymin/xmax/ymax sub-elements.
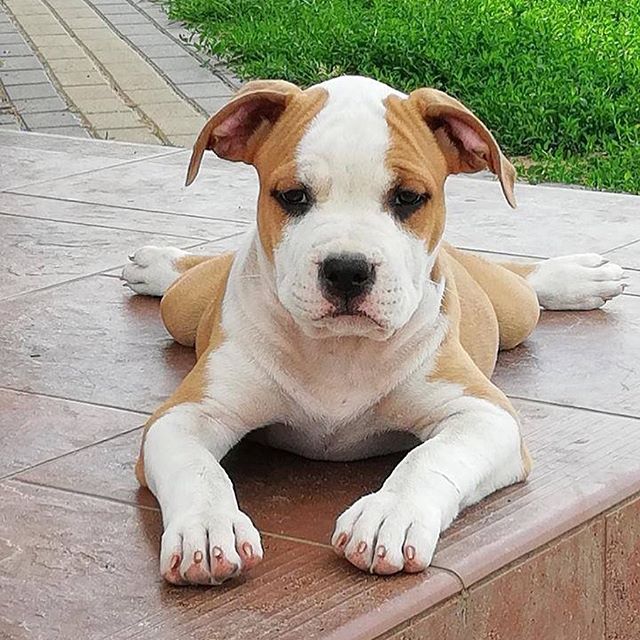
<box><xmin>213</xmin><ymin>104</ymin><xmax>253</xmax><ymax>138</ymax></box>
<box><xmin>447</xmin><ymin>117</ymin><xmax>488</xmax><ymax>155</ymax></box>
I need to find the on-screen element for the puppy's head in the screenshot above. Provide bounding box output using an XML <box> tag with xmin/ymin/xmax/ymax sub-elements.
<box><xmin>188</xmin><ymin>76</ymin><xmax>515</xmax><ymax>340</ymax></box>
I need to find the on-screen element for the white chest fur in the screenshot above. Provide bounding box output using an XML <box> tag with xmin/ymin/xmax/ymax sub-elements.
<box><xmin>216</xmin><ymin>233</ymin><xmax>447</xmax><ymax>459</ymax></box>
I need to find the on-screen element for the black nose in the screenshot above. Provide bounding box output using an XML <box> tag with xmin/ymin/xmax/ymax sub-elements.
<box><xmin>319</xmin><ymin>253</ymin><xmax>376</xmax><ymax>303</ymax></box>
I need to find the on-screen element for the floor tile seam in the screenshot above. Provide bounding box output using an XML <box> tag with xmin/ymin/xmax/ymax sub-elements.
<box><xmin>602</xmin><ymin>237</ymin><xmax>640</xmax><ymax>255</ymax></box>
<box><xmin>0</xmin><ymin>145</ymin><xmax>181</xmax><ymax>192</ymax></box>
<box><xmin>507</xmin><ymin>395</ymin><xmax>640</xmax><ymax>422</ymax></box>
<box><xmin>0</xmin><ymin>208</ymin><xmax>212</xmax><ymax>240</ymax></box>
<box><xmin>2</xmin><ymin>423</ymin><xmax>144</xmax><ymax>481</ymax></box>
<box><xmin>37</xmin><ymin>0</ymin><xmax>170</xmax><ymax>143</ymax></box>
<box><xmin>1</xmin><ymin>190</ymin><xmax>253</xmax><ymax>227</ymax></box>
<box><xmin>9</xmin><ymin>475</ymin><xmax>161</xmax><ymax>511</ymax></box>
<box><xmin>0</xmin><ymin>384</ymin><xmax>152</xmax><ymax>415</ymax></box>
<box><xmin>0</xmin><ymin>237</ymin><xmax>210</xmax><ymax>302</ymax></box>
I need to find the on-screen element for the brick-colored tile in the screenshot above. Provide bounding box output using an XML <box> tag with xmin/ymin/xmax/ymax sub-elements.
<box><xmin>0</xmin><ymin>214</ymin><xmax>197</xmax><ymax>298</ymax></box>
<box><xmin>468</xmin><ymin>519</ymin><xmax>605</xmax><ymax>640</ymax></box>
<box><xmin>380</xmin><ymin>597</ymin><xmax>466</xmax><ymax>640</ymax></box>
<box><xmin>494</xmin><ymin>295</ymin><xmax>640</xmax><ymax>414</ymax></box>
<box><xmin>605</xmin><ymin>496</ymin><xmax>640</xmax><ymax>640</ymax></box>
<box><xmin>0</xmin><ymin>389</ymin><xmax>143</xmax><ymax>478</ymax></box>
<box><xmin>0</xmin><ymin>479</ymin><xmax>460</xmax><ymax>640</ymax></box>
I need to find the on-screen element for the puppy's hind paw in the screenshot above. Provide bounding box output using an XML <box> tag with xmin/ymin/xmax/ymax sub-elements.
<box><xmin>528</xmin><ymin>253</ymin><xmax>626</xmax><ymax>310</ymax></box>
<box><xmin>121</xmin><ymin>245</ymin><xmax>187</xmax><ymax>297</ymax></box>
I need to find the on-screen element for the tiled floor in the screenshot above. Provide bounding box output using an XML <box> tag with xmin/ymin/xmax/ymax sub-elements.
<box><xmin>1</xmin><ymin>130</ymin><xmax>640</xmax><ymax>639</ymax></box>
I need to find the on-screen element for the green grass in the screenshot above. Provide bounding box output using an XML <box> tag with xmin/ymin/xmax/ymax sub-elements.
<box><xmin>166</xmin><ymin>0</ymin><xmax>640</xmax><ymax>194</ymax></box>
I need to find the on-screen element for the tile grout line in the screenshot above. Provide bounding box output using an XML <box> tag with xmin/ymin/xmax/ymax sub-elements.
<box><xmin>508</xmin><ymin>394</ymin><xmax>640</xmax><ymax>422</ymax></box>
<box><xmin>0</xmin><ymin>209</ymin><xmax>214</xmax><ymax>240</ymax></box>
<box><xmin>2</xmin><ymin>423</ymin><xmax>144</xmax><ymax>482</ymax></box>
<box><xmin>0</xmin><ymin>230</ymin><xmax>245</xmax><ymax>303</ymax></box>
<box><xmin>0</xmin><ymin>237</ymin><xmax>211</xmax><ymax>303</ymax></box>
<box><xmin>0</xmin><ymin>384</ymin><xmax>152</xmax><ymax>415</ymax></box>
<box><xmin>0</xmin><ymin>145</ymin><xmax>182</xmax><ymax>192</ymax></box>
<box><xmin>10</xmin><ymin>476</ymin><xmax>161</xmax><ymax>511</ymax></box>
<box><xmin>602</xmin><ymin>237</ymin><xmax>640</xmax><ymax>255</ymax></box>
<box><xmin>2</xmin><ymin>188</ymin><xmax>252</xmax><ymax>226</ymax></box>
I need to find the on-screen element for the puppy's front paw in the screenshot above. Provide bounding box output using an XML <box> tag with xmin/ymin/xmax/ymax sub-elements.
<box><xmin>160</xmin><ymin>508</ymin><xmax>263</xmax><ymax>586</ymax></box>
<box><xmin>332</xmin><ymin>491</ymin><xmax>441</xmax><ymax>575</ymax></box>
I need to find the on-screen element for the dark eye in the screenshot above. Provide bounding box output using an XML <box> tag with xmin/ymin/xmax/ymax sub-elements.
<box><xmin>390</xmin><ymin>188</ymin><xmax>429</xmax><ymax>220</ymax></box>
<box><xmin>273</xmin><ymin>188</ymin><xmax>312</xmax><ymax>216</ymax></box>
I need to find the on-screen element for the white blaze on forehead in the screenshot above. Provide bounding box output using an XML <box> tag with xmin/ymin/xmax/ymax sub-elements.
<box><xmin>296</xmin><ymin>76</ymin><xmax>406</xmax><ymax>201</ymax></box>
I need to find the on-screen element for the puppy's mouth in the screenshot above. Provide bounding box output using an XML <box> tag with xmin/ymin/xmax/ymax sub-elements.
<box><xmin>314</xmin><ymin>306</ymin><xmax>384</xmax><ymax>329</ymax></box>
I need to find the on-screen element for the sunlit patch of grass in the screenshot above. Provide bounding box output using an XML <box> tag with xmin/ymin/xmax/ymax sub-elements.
<box><xmin>166</xmin><ymin>0</ymin><xmax>640</xmax><ymax>193</ymax></box>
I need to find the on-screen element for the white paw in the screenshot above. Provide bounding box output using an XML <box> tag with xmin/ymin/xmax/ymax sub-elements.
<box><xmin>160</xmin><ymin>507</ymin><xmax>263</xmax><ymax>586</ymax></box>
<box><xmin>120</xmin><ymin>245</ymin><xmax>187</xmax><ymax>297</ymax></box>
<box><xmin>528</xmin><ymin>253</ymin><xmax>626</xmax><ymax>310</ymax></box>
<box><xmin>331</xmin><ymin>491</ymin><xmax>441</xmax><ymax>575</ymax></box>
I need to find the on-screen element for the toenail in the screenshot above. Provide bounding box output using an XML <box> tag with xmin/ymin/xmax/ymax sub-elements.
<box><xmin>405</xmin><ymin>545</ymin><xmax>416</xmax><ymax>561</ymax></box>
<box><xmin>376</xmin><ymin>545</ymin><xmax>386</xmax><ymax>558</ymax></box>
<box><xmin>170</xmin><ymin>554</ymin><xmax>181</xmax><ymax>570</ymax></box>
<box><xmin>194</xmin><ymin>550</ymin><xmax>203</xmax><ymax>564</ymax></box>
<box><xmin>212</xmin><ymin>546</ymin><xmax>223</xmax><ymax>560</ymax></box>
<box><xmin>336</xmin><ymin>533</ymin><xmax>348</xmax><ymax>548</ymax></box>
<box><xmin>357</xmin><ymin>541</ymin><xmax>367</xmax><ymax>554</ymax></box>
<box><xmin>242</xmin><ymin>542</ymin><xmax>253</xmax><ymax>558</ymax></box>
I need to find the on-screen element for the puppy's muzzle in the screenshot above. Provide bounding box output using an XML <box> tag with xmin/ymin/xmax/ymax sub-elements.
<box><xmin>319</xmin><ymin>253</ymin><xmax>376</xmax><ymax>308</ymax></box>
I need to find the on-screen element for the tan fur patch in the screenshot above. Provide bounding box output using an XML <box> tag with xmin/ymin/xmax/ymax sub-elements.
<box><xmin>384</xmin><ymin>94</ymin><xmax>448</xmax><ymax>253</ymax></box>
<box><xmin>252</xmin><ymin>87</ymin><xmax>328</xmax><ymax>259</ymax></box>
<box><xmin>136</xmin><ymin>254</ymin><xmax>234</xmax><ymax>486</ymax></box>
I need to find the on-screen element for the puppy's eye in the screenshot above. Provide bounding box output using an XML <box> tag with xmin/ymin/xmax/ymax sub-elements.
<box><xmin>274</xmin><ymin>188</ymin><xmax>312</xmax><ymax>216</ymax></box>
<box><xmin>390</xmin><ymin>188</ymin><xmax>429</xmax><ymax>221</ymax></box>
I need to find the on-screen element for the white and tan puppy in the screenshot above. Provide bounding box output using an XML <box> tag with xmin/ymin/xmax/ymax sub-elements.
<box><xmin>122</xmin><ymin>76</ymin><xmax>626</xmax><ymax>585</ymax></box>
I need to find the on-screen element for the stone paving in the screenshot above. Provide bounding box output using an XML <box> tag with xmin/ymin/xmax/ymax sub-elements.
<box><xmin>0</xmin><ymin>0</ymin><xmax>239</xmax><ymax>145</ymax></box>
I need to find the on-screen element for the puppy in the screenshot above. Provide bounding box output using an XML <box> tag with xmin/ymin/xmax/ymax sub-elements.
<box><xmin>122</xmin><ymin>75</ymin><xmax>626</xmax><ymax>585</ymax></box>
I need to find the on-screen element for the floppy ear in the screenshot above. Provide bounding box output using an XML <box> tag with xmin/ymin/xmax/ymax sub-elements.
<box><xmin>409</xmin><ymin>88</ymin><xmax>517</xmax><ymax>208</ymax></box>
<box><xmin>186</xmin><ymin>79</ymin><xmax>301</xmax><ymax>186</ymax></box>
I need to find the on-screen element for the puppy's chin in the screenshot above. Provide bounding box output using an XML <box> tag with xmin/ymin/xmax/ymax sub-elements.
<box><xmin>294</xmin><ymin>313</ymin><xmax>396</xmax><ymax>341</ymax></box>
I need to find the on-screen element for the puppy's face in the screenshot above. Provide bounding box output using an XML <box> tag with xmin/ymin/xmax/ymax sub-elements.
<box><xmin>187</xmin><ymin>76</ymin><xmax>516</xmax><ymax>340</ymax></box>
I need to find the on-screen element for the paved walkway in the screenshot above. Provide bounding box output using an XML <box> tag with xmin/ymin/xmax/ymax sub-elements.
<box><xmin>0</xmin><ymin>0</ymin><xmax>239</xmax><ymax>145</ymax></box>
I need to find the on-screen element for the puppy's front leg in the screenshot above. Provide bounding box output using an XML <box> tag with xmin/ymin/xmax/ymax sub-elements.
<box><xmin>140</xmin><ymin>347</ymin><xmax>280</xmax><ymax>586</ymax></box>
<box><xmin>332</xmin><ymin>396</ymin><xmax>528</xmax><ymax>575</ymax></box>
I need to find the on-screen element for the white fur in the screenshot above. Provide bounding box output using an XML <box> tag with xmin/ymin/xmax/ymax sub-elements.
<box><xmin>121</xmin><ymin>245</ymin><xmax>187</xmax><ymax>297</ymax></box>
<box><xmin>274</xmin><ymin>76</ymin><xmax>425</xmax><ymax>340</ymax></box>
<box><xmin>528</xmin><ymin>253</ymin><xmax>626</xmax><ymax>310</ymax></box>
<box><xmin>332</xmin><ymin>396</ymin><xmax>525</xmax><ymax>573</ymax></box>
